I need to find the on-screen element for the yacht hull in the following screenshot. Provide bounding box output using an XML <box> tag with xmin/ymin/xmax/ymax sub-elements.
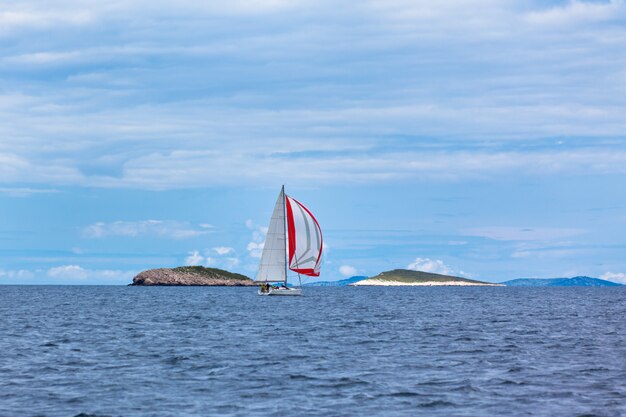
<box><xmin>258</xmin><ymin>287</ymin><xmax>302</xmax><ymax>296</ymax></box>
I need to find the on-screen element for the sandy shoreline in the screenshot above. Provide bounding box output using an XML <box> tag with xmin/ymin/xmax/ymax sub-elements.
<box><xmin>351</xmin><ymin>279</ymin><xmax>503</xmax><ymax>287</ymax></box>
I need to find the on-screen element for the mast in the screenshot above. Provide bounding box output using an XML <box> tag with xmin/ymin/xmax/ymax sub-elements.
<box><xmin>282</xmin><ymin>185</ymin><xmax>288</xmax><ymax>287</ymax></box>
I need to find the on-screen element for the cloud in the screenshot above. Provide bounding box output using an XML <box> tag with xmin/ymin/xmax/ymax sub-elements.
<box><xmin>207</xmin><ymin>256</ymin><xmax>240</xmax><ymax>269</ymax></box>
<box><xmin>0</xmin><ymin>187</ymin><xmax>59</xmax><ymax>197</ymax></box>
<box><xmin>407</xmin><ymin>257</ymin><xmax>468</xmax><ymax>277</ymax></box>
<box><xmin>15</xmin><ymin>146</ymin><xmax>597</xmax><ymax>189</ymax></box>
<box><xmin>82</xmin><ymin>220</ymin><xmax>213</xmax><ymax>239</ymax></box>
<box><xmin>509</xmin><ymin>239</ymin><xmax>585</xmax><ymax>260</ymax></box>
<box><xmin>0</xmin><ymin>269</ymin><xmax>35</xmax><ymax>280</ymax></box>
<box><xmin>246</xmin><ymin>219</ymin><xmax>268</xmax><ymax>259</ymax></box>
<box><xmin>526</xmin><ymin>0</ymin><xmax>624</xmax><ymax>26</ymax></box>
<box><xmin>339</xmin><ymin>265</ymin><xmax>357</xmax><ymax>277</ymax></box>
<box><xmin>246</xmin><ymin>242</ymin><xmax>265</xmax><ymax>259</ymax></box>
<box><xmin>213</xmin><ymin>246</ymin><xmax>234</xmax><ymax>255</ymax></box>
<box><xmin>511</xmin><ymin>248</ymin><xmax>582</xmax><ymax>259</ymax></box>
<box><xmin>12</xmin><ymin>147</ymin><xmax>626</xmax><ymax>190</ymax></box>
<box><xmin>47</xmin><ymin>264</ymin><xmax>88</xmax><ymax>279</ymax></box>
<box><xmin>185</xmin><ymin>250</ymin><xmax>204</xmax><ymax>266</ymax></box>
<box><xmin>1</xmin><ymin>266</ymin><xmax>134</xmax><ymax>284</ymax></box>
<box><xmin>0</xmin><ymin>1</ymin><xmax>625</xmax><ymax>191</ymax></box>
<box><xmin>0</xmin><ymin>9</ymin><xmax>93</xmax><ymax>36</ymax></box>
<box><xmin>185</xmin><ymin>248</ymin><xmax>241</xmax><ymax>269</ymax></box>
<box><xmin>0</xmin><ymin>152</ymin><xmax>83</xmax><ymax>185</ymax></box>
<box><xmin>46</xmin><ymin>265</ymin><xmax>134</xmax><ymax>283</ymax></box>
<box><xmin>463</xmin><ymin>227</ymin><xmax>586</xmax><ymax>241</ymax></box>
<box><xmin>601</xmin><ymin>271</ymin><xmax>626</xmax><ymax>284</ymax></box>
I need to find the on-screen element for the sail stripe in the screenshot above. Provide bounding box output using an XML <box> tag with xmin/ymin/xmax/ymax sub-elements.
<box><xmin>286</xmin><ymin>196</ymin><xmax>297</xmax><ymax>270</ymax></box>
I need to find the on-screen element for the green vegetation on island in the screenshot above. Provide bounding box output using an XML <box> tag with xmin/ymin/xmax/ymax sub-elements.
<box><xmin>352</xmin><ymin>269</ymin><xmax>501</xmax><ymax>286</ymax></box>
<box><xmin>171</xmin><ymin>266</ymin><xmax>251</xmax><ymax>282</ymax></box>
<box><xmin>370</xmin><ymin>269</ymin><xmax>491</xmax><ymax>284</ymax></box>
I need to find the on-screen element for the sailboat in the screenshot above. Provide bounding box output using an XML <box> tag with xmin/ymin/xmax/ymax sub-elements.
<box><xmin>256</xmin><ymin>186</ymin><xmax>323</xmax><ymax>296</ymax></box>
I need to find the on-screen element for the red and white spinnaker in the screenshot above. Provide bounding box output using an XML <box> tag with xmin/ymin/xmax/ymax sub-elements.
<box><xmin>286</xmin><ymin>196</ymin><xmax>323</xmax><ymax>277</ymax></box>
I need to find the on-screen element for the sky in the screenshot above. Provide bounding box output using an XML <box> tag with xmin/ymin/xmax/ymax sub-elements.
<box><xmin>1</xmin><ymin>0</ymin><xmax>626</xmax><ymax>284</ymax></box>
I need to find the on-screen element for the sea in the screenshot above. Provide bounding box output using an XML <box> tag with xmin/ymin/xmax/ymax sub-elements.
<box><xmin>1</xmin><ymin>286</ymin><xmax>625</xmax><ymax>417</ymax></box>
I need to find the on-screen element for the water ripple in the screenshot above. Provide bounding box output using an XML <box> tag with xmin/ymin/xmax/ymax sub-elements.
<box><xmin>0</xmin><ymin>286</ymin><xmax>625</xmax><ymax>416</ymax></box>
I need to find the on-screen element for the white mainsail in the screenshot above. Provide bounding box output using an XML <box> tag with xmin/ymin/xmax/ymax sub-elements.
<box><xmin>286</xmin><ymin>195</ymin><xmax>323</xmax><ymax>277</ymax></box>
<box><xmin>256</xmin><ymin>187</ymin><xmax>287</xmax><ymax>283</ymax></box>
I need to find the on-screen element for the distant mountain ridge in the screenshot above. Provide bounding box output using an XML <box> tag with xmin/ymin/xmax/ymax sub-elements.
<box><xmin>501</xmin><ymin>276</ymin><xmax>622</xmax><ymax>287</ymax></box>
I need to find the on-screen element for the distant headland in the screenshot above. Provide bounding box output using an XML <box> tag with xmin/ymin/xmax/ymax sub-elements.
<box><xmin>349</xmin><ymin>269</ymin><xmax>502</xmax><ymax>286</ymax></box>
<box><xmin>130</xmin><ymin>266</ymin><xmax>255</xmax><ymax>286</ymax></box>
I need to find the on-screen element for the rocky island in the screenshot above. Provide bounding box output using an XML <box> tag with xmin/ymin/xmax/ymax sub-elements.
<box><xmin>131</xmin><ymin>266</ymin><xmax>256</xmax><ymax>286</ymax></box>
<box><xmin>351</xmin><ymin>269</ymin><xmax>502</xmax><ymax>286</ymax></box>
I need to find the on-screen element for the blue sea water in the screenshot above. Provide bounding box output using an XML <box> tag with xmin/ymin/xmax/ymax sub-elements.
<box><xmin>1</xmin><ymin>286</ymin><xmax>625</xmax><ymax>417</ymax></box>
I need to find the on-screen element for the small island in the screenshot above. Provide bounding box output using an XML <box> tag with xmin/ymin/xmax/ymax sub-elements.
<box><xmin>351</xmin><ymin>269</ymin><xmax>502</xmax><ymax>286</ymax></box>
<box><xmin>130</xmin><ymin>266</ymin><xmax>256</xmax><ymax>286</ymax></box>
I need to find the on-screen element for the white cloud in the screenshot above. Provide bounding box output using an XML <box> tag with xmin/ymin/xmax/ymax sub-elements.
<box><xmin>0</xmin><ymin>0</ymin><xmax>625</xmax><ymax>192</ymax></box>
<box><xmin>526</xmin><ymin>0</ymin><xmax>624</xmax><ymax>26</ymax></box>
<box><xmin>247</xmin><ymin>241</ymin><xmax>265</xmax><ymax>259</ymax></box>
<box><xmin>186</xmin><ymin>248</ymin><xmax>240</xmax><ymax>269</ymax></box>
<box><xmin>185</xmin><ymin>250</ymin><xmax>204</xmax><ymax>266</ymax></box>
<box><xmin>0</xmin><ymin>269</ymin><xmax>35</xmax><ymax>280</ymax></box>
<box><xmin>322</xmin><ymin>242</ymin><xmax>330</xmax><ymax>253</ymax></box>
<box><xmin>601</xmin><ymin>271</ymin><xmax>626</xmax><ymax>284</ymax></box>
<box><xmin>223</xmin><ymin>257</ymin><xmax>240</xmax><ymax>268</ymax></box>
<box><xmin>206</xmin><ymin>256</ymin><xmax>240</xmax><ymax>268</ymax></box>
<box><xmin>213</xmin><ymin>246</ymin><xmax>234</xmax><ymax>255</ymax></box>
<box><xmin>1</xmin><ymin>266</ymin><xmax>133</xmax><ymax>283</ymax></box>
<box><xmin>82</xmin><ymin>220</ymin><xmax>213</xmax><ymax>239</ymax></box>
<box><xmin>70</xmin><ymin>148</ymin><xmax>626</xmax><ymax>188</ymax></box>
<box><xmin>0</xmin><ymin>152</ymin><xmax>83</xmax><ymax>185</ymax></box>
<box><xmin>1</xmin><ymin>0</ymin><xmax>626</xmax><ymax>192</ymax></box>
<box><xmin>246</xmin><ymin>219</ymin><xmax>268</xmax><ymax>258</ymax></box>
<box><xmin>463</xmin><ymin>227</ymin><xmax>586</xmax><ymax>241</ymax></box>
<box><xmin>203</xmin><ymin>0</ymin><xmax>300</xmax><ymax>15</ymax></box>
<box><xmin>511</xmin><ymin>247</ymin><xmax>582</xmax><ymax>259</ymax></box>
<box><xmin>0</xmin><ymin>9</ymin><xmax>93</xmax><ymax>36</ymax></box>
<box><xmin>407</xmin><ymin>257</ymin><xmax>469</xmax><ymax>277</ymax></box>
<box><xmin>46</xmin><ymin>265</ymin><xmax>133</xmax><ymax>283</ymax></box>
<box><xmin>339</xmin><ymin>265</ymin><xmax>357</xmax><ymax>277</ymax></box>
<box><xmin>0</xmin><ymin>187</ymin><xmax>59</xmax><ymax>197</ymax></box>
<box><xmin>47</xmin><ymin>265</ymin><xmax>88</xmax><ymax>279</ymax></box>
